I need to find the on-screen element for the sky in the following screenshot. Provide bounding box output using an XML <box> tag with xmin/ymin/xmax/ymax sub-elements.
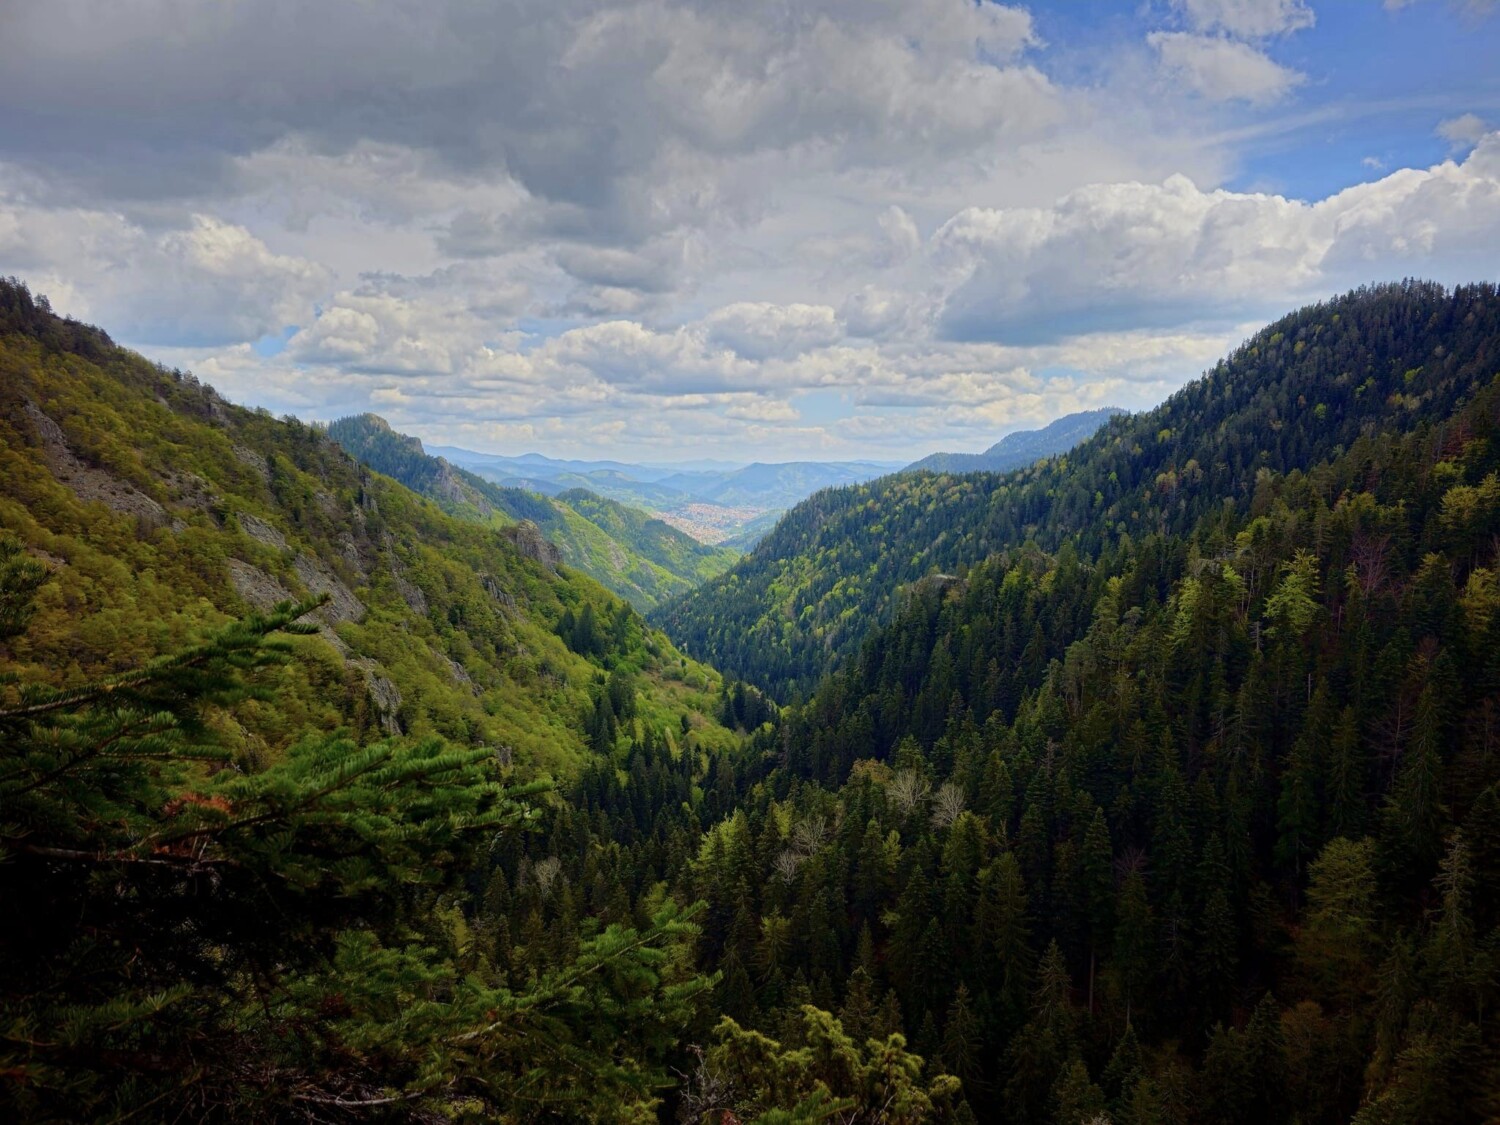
<box><xmin>2</xmin><ymin>0</ymin><xmax>1499</xmax><ymax>463</ymax></box>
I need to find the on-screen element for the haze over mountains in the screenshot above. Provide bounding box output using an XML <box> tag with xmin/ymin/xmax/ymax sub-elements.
<box><xmin>905</xmin><ymin>408</ymin><xmax>1125</xmax><ymax>475</ymax></box>
<box><xmin>428</xmin><ymin>409</ymin><xmax>1128</xmax><ymax>550</ymax></box>
<box><xmin>9</xmin><ymin>274</ymin><xmax>1500</xmax><ymax>1122</ymax></box>
<box><xmin>433</xmin><ymin>444</ymin><xmax>905</xmax><ymax>545</ymax></box>
<box><xmin>327</xmin><ymin>414</ymin><xmax>738</xmax><ymax>610</ymax></box>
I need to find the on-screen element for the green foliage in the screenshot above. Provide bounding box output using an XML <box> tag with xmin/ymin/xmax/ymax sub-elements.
<box><xmin>658</xmin><ymin>281</ymin><xmax>1500</xmax><ymax>700</ymax></box>
<box><xmin>0</xmin><ymin>292</ymin><xmax>728</xmax><ymax>777</ymax></box>
<box><xmin>682</xmin><ymin>1005</ymin><xmax>962</xmax><ymax>1123</ymax></box>
<box><xmin>0</xmin><ymin>283</ymin><xmax>749</xmax><ymax>1120</ymax></box>
<box><xmin>650</xmin><ymin>283</ymin><xmax>1500</xmax><ymax>1122</ymax></box>
<box><xmin>328</xmin><ymin>413</ymin><xmax>736</xmax><ymax>610</ymax></box>
<box><xmin>0</xmin><ymin>547</ymin><xmax>717</xmax><ymax>1120</ymax></box>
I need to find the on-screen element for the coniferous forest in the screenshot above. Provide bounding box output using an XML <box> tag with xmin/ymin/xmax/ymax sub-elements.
<box><xmin>5</xmin><ymin>276</ymin><xmax>1500</xmax><ymax>1123</ymax></box>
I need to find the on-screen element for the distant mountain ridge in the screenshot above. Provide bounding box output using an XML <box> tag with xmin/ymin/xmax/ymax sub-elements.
<box><xmin>327</xmin><ymin>414</ymin><xmax>736</xmax><ymax>610</ymax></box>
<box><xmin>0</xmin><ymin>277</ymin><xmax>731</xmax><ymax>778</ymax></box>
<box><xmin>433</xmin><ymin>443</ymin><xmax>904</xmax><ymax>545</ymax></box>
<box><xmin>659</xmin><ymin>460</ymin><xmax>904</xmax><ymax>508</ymax></box>
<box><xmin>654</xmin><ymin>282</ymin><xmax>1500</xmax><ymax>700</ymax></box>
<box><xmin>904</xmin><ymin>407</ymin><xmax>1125</xmax><ymax>474</ymax></box>
<box><xmin>327</xmin><ymin>414</ymin><xmax>732</xmax><ymax>612</ymax></box>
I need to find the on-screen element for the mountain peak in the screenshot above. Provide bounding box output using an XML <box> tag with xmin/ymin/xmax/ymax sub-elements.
<box><xmin>905</xmin><ymin>407</ymin><xmax>1125</xmax><ymax>475</ymax></box>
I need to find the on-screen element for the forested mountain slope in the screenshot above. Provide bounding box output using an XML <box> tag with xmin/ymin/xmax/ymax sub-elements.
<box><xmin>0</xmin><ymin>280</ymin><xmax>730</xmax><ymax>777</ymax></box>
<box><xmin>327</xmin><ymin>412</ymin><xmax>736</xmax><ymax>610</ymax></box>
<box><xmin>644</xmin><ymin>292</ymin><xmax>1500</xmax><ymax>1123</ymax></box>
<box><xmin>11</xmin><ymin>273</ymin><xmax>1500</xmax><ymax>1124</ymax></box>
<box><xmin>655</xmin><ymin>282</ymin><xmax>1500</xmax><ymax>700</ymax></box>
<box><xmin>905</xmin><ymin>407</ymin><xmax>1124</xmax><ymax>474</ymax></box>
<box><xmin>556</xmin><ymin>486</ymin><xmax>737</xmax><ymax>581</ymax></box>
<box><xmin>0</xmin><ymin>277</ymin><xmax>786</xmax><ymax>1120</ymax></box>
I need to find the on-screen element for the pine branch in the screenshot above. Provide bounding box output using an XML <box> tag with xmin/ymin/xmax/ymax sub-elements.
<box><xmin>19</xmin><ymin>844</ymin><xmax>241</xmax><ymax>871</ymax></box>
<box><xmin>0</xmin><ymin>710</ymin><xmax>180</xmax><ymax>796</ymax></box>
<box><xmin>0</xmin><ymin>598</ymin><xmax>324</xmax><ymax>722</ymax></box>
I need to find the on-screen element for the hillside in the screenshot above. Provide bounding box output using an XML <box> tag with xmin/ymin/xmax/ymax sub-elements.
<box><xmin>681</xmin><ymin>301</ymin><xmax>1500</xmax><ymax>1125</ymax></box>
<box><xmin>9</xmin><ymin>272</ymin><xmax>1500</xmax><ymax>1123</ymax></box>
<box><xmin>0</xmin><ymin>281</ymin><xmax>733</xmax><ymax>778</ymax></box>
<box><xmin>654</xmin><ymin>282</ymin><xmax>1500</xmax><ymax>699</ymax></box>
<box><xmin>554</xmin><ymin>487</ymin><xmax>736</xmax><ymax>580</ymax></box>
<box><xmin>905</xmin><ymin>407</ymin><xmax>1124</xmax><ymax>474</ymax></box>
<box><xmin>327</xmin><ymin>413</ymin><xmax>737</xmax><ymax>610</ymax></box>
<box><xmin>439</xmin><ymin>442</ymin><xmax>903</xmax><ymax>543</ymax></box>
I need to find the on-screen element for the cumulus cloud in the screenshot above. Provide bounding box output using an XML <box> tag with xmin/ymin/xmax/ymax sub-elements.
<box><xmin>840</xmin><ymin>287</ymin><xmax>925</xmax><ymax>340</ymax></box>
<box><xmin>1174</xmin><ymin>0</ymin><xmax>1315</xmax><ymax>37</ymax></box>
<box><xmin>1439</xmin><ymin>113</ymin><xmax>1490</xmax><ymax>148</ymax></box>
<box><xmin>0</xmin><ymin>203</ymin><xmax>327</xmax><ymax>345</ymax></box>
<box><xmin>936</xmin><ymin>135</ymin><xmax>1500</xmax><ymax>342</ymax></box>
<box><xmin>542</xmin><ymin>321</ymin><xmax>753</xmax><ymax>393</ymax></box>
<box><xmin>2</xmin><ymin>0</ymin><xmax>1497</xmax><ymax>460</ymax></box>
<box><xmin>1148</xmin><ymin>32</ymin><xmax>1305</xmax><ymax>104</ymax></box>
<box><xmin>702</xmin><ymin>303</ymin><xmax>844</xmax><ymax>359</ymax></box>
<box><xmin>0</xmin><ymin>0</ymin><xmax>1058</xmax><ymax>231</ymax></box>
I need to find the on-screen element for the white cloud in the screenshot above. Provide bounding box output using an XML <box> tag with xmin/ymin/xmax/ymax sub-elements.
<box><xmin>0</xmin><ymin>203</ymin><xmax>327</xmax><ymax>345</ymax></box>
<box><xmin>22</xmin><ymin>130</ymin><xmax>1500</xmax><ymax>459</ymax></box>
<box><xmin>0</xmin><ymin>0</ymin><xmax>1060</xmax><ymax>229</ymax></box>
<box><xmin>702</xmin><ymin>302</ymin><xmax>844</xmax><ymax>359</ymax></box>
<box><xmin>1439</xmin><ymin>113</ymin><xmax>1490</xmax><ymax>148</ymax></box>
<box><xmin>725</xmin><ymin>397</ymin><xmax>800</xmax><ymax>422</ymax></box>
<box><xmin>1174</xmin><ymin>0</ymin><xmax>1315</xmax><ymax>37</ymax></box>
<box><xmin>937</xmin><ymin>135</ymin><xmax>1500</xmax><ymax>342</ymax></box>
<box><xmin>840</xmin><ymin>287</ymin><xmax>926</xmax><ymax>340</ymax></box>
<box><xmin>1148</xmin><ymin>32</ymin><xmax>1305</xmax><ymax>104</ymax></box>
<box><xmin>2</xmin><ymin>0</ymin><xmax>1497</xmax><ymax>461</ymax></box>
<box><xmin>543</xmin><ymin>320</ymin><xmax>754</xmax><ymax>393</ymax></box>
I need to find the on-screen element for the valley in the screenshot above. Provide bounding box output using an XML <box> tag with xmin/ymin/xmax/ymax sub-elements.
<box><xmin>436</xmin><ymin>443</ymin><xmax>907</xmax><ymax>548</ymax></box>
<box><xmin>7</xmin><ymin>2</ymin><xmax>1499</xmax><ymax>1120</ymax></box>
<box><xmin>5</xmin><ymin>279</ymin><xmax>1500</xmax><ymax>1123</ymax></box>
<box><xmin>653</xmin><ymin>500</ymin><xmax>768</xmax><ymax>544</ymax></box>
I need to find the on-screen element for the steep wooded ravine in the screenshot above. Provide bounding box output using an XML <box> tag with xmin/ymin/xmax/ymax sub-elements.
<box><xmin>655</xmin><ymin>282</ymin><xmax>1500</xmax><ymax>701</ymax></box>
<box><xmin>0</xmin><ymin>279</ymin><xmax>733</xmax><ymax>777</ymax></box>
<box><xmin>327</xmin><ymin>412</ymin><xmax>737</xmax><ymax>611</ymax></box>
<box><xmin>8</xmin><ymin>277</ymin><xmax>1500</xmax><ymax>1124</ymax></box>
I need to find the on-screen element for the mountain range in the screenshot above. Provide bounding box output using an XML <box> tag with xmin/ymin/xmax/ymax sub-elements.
<box><xmin>327</xmin><ymin>414</ymin><xmax>737</xmax><ymax>611</ymax></box>
<box><xmin>904</xmin><ymin>407</ymin><xmax>1125</xmax><ymax>474</ymax></box>
<box><xmin>434</xmin><ymin>443</ymin><xmax>904</xmax><ymax>545</ymax></box>
<box><xmin>8</xmin><ymin>278</ymin><xmax>1500</xmax><ymax>1122</ymax></box>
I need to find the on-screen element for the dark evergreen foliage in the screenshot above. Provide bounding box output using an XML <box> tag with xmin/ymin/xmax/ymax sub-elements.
<box><xmin>8</xmin><ymin>276</ymin><xmax>1500</xmax><ymax>1122</ymax></box>
<box><xmin>656</xmin><ymin>281</ymin><xmax>1500</xmax><ymax>700</ymax></box>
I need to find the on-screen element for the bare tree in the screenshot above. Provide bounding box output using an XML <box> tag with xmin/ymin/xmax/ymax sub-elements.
<box><xmin>531</xmin><ymin>855</ymin><xmax>562</xmax><ymax>899</ymax></box>
<box><xmin>888</xmin><ymin>770</ymin><xmax>931</xmax><ymax>814</ymax></box>
<box><xmin>1350</xmin><ymin>530</ymin><xmax>1392</xmax><ymax>598</ymax></box>
<box><xmin>790</xmin><ymin>813</ymin><xmax>828</xmax><ymax>856</ymax></box>
<box><xmin>674</xmin><ymin>1045</ymin><xmax>736</xmax><ymax>1124</ymax></box>
<box><xmin>773</xmin><ymin>849</ymin><xmax>804</xmax><ymax>882</ymax></box>
<box><xmin>930</xmin><ymin>782</ymin><xmax>966</xmax><ymax>829</ymax></box>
